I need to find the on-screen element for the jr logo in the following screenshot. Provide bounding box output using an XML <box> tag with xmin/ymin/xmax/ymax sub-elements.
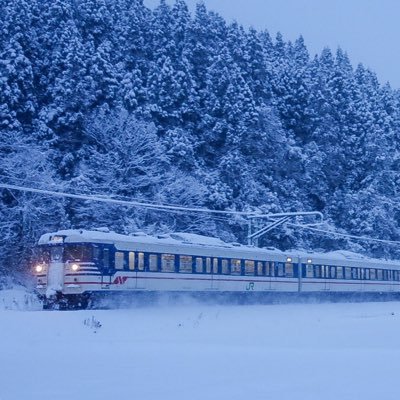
<box><xmin>246</xmin><ymin>282</ymin><xmax>255</xmax><ymax>291</ymax></box>
<box><xmin>113</xmin><ymin>276</ymin><xmax>128</xmax><ymax>285</ymax></box>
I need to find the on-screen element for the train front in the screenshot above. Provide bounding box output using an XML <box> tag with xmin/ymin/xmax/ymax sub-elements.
<box><xmin>33</xmin><ymin>233</ymin><xmax>95</xmax><ymax>309</ymax></box>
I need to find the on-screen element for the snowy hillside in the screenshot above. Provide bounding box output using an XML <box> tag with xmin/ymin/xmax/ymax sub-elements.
<box><xmin>1</xmin><ymin>295</ymin><xmax>399</xmax><ymax>400</ymax></box>
<box><xmin>3</xmin><ymin>0</ymin><xmax>400</xmax><ymax>282</ymax></box>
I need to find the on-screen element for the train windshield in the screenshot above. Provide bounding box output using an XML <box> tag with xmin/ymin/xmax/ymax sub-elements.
<box><xmin>64</xmin><ymin>244</ymin><xmax>93</xmax><ymax>262</ymax></box>
<box><xmin>35</xmin><ymin>246</ymin><xmax>51</xmax><ymax>263</ymax></box>
<box><xmin>50</xmin><ymin>246</ymin><xmax>63</xmax><ymax>262</ymax></box>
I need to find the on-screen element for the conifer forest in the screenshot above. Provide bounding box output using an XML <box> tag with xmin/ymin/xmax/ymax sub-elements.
<box><xmin>2</xmin><ymin>0</ymin><xmax>400</xmax><ymax>279</ymax></box>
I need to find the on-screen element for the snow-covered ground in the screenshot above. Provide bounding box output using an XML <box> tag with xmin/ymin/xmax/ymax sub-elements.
<box><xmin>1</xmin><ymin>289</ymin><xmax>400</xmax><ymax>400</ymax></box>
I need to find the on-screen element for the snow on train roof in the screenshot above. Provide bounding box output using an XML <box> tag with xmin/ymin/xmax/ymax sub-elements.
<box><xmin>38</xmin><ymin>228</ymin><xmax>400</xmax><ymax>267</ymax></box>
<box><xmin>39</xmin><ymin>229</ymin><xmax>232</xmax><ymax>248</ymax></box>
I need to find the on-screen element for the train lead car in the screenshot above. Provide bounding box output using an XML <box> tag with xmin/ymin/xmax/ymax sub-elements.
<box><xmin>33</xmin><ymin>228</ymin><xmax>400</xmax><ymax>309</ymax></box>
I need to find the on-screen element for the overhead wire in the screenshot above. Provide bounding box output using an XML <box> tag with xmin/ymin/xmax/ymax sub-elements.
<box><xmin>288</xmin><ymin>223</ymin><xmax>400</xmax><ymax>247</ymax></box>
<box><xmin>2</xmin><ymin>182</ymin><xmax>397</xmax><ymax>247</ymax></box>
<box><xmin>0</xmin><ymin>183</ymin><xmax>252</xmax><ymax>216</ymax></box>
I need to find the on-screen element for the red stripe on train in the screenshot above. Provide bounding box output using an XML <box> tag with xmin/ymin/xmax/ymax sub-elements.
<box><xmin>64</xmin><ymin>275</ymin><xmax>400</xmax><ymax>286</ymax></box>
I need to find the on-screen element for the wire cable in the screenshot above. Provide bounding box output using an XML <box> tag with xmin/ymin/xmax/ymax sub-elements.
<box><xmin>0</xmin><ymin>183</ymin><xmax>252</xmax><ymax>216</ymax></box>
<box><xmin>289</xmin><ymin>223</ymin><xmax>400</xmax><ymax>247</ymax></box>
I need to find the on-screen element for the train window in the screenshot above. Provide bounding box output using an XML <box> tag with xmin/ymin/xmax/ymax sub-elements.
<box><xmin>383</xmin><ymin>270</ymin><xmax>389</xmax><ymax>281</ymax></box>
<box><xmin>161</xmin><ymin>254</ymin><xmax>175</xmax><ymax>272</ymax></box>
<box><xmin>34</xmin><ymin>247</ymin><xmax>49</xmax><ymax>264</ymax></box>
<box><xmin>351</xmin><ymin>268</ymin><xmax>358</xmax><ymax>280</ymax></box>
<box><xmin>360</xmin><ymin>268</ymin><xmax>365</xmax><ymax>280</ymax></box>
<box><xmin>270</xmin><ymin>262</ymin><xmax>276</xmax><ymax>277</ymax></box>
<box><xmin>314</xmin><ymin>265</ymin><xmax>321</xmax><ymax>278</ymax></box>
<box><xmin>377</xmin><ymin>269</ymin><xmax>383</xmax><ymax>280</ymax></box>
<box><xmin>51</xmin><ymin>246</ymin><xmax>63</xmax><ymax>262</ymax></box>
<box><xmin>206</xmin><ymin>258</ymin><xmax>212</xmax><ymax>274</ymax></box>
<box><xmin>213</xmin><ymin>258</ymin><xmax>219</xmax><ymax>274</ymax></box>
<box><xmin>129</xmin><ymin>252</ymin><xmax>135</xmax><ymax>270</ymax></box>
<box><xmin>257</xmin><ymin>262</ymin><xmax>263</xmax><ymax>276</ymax></box>
<box><xmin>231</xmin><ymin>259</ymin><xmax>241</xmax><ymax>275</ymax></box>
<box><xmin>115</xmin><ymin>252</ymin><xmax>124</xmax><ymax>270</ymax></box>
<box><xmin>179</xmin><ymin>255</ymin><xmax>192</xmax><ymax>273</ymax></box>
<box><xmin>103</xmin><ymin>248</ymin><xmax>110</xmax><ymax>268</ymax></box>
<box><xmin>344</xmin><ymin>267</ymin><xmax>351</xmax><ymax>279</ymax></box>
<box><xmin>370</xmin><ymin>269</ymin><xmax>376</xmax><ymax>280</ymax></box>
<box><xmin>93</xmin><ymin>246</ymin><xmax>100</xmax><ymax>260</ymax></box>
<box><xmin>326</xmin><ymin>266</ymin><xmax>331</xmax><ymax>278</ymax></box>
<box><xmin>149</xmin><ymin>254</ymin><xmax>158</xmax><ymax>271</ymax></box>
<box><xmin>277</xmin><ymin>263</ymin><xmax>284</xmax><ymax>277</ymax></box>
<box><xmin>195</xmin><ymin>257</ymin><xmax>203</xmax><ymax>273</ymax></box>
<box><xmin>265</xmin><ymin>262</ymin><xmax>271</xmax><ymax>276</ymax></box>
<box><xmin>36</xmin><ymin>247</ymin><xmax>50</xmax><ymax>264</ymax></box>
<box><xmin>388</xmin><ymin>270</ymin><xmax>392</xmax><ymax>281</ymax></box>
<box><xmin>306</xmin><ymin>264</ymin><xmax>313</xmax><ymax>278</ymax></box>
<box><xmin>365</xmin><ymin>269</ymin><xmax>370</xmax><ymax>280</ymax></box>
<box><xmin>394</xmin><ymin>271</ymin><xmax>399</xmax><ymax>281</ymax></box>
<box><xmin>138</xmin><ymin>252</ymin><xmax>145</xmax><ymax>271</ymax></box>
<box><xmin>221</xmin><ymin>259</ymin><xmax>229</xmax><ymax>274</ymax></box>
<box><xmin>330</xmin><ymin>266</ymin><xmax>336</xmax><ymax>279</ymax></box>
<box><xmin>245</xmin><ymin>260</ymin><xmax>255</xmax><ymax>276</ymax></box>
<box><xmin>337</xmin><ymin>267</ymin><xmax>344</xmax><ymax>279</ymax></box>
<box><xmin>285</xmin><ymin>262</ymin><xmax>294</xmax><ymax>278</ymax></box>
<box><xmin>65</xmin><ymin>244</ymin><xmax>92</xmax><ymax>262</ymax></box>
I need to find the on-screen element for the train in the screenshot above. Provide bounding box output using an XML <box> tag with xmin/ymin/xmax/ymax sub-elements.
<box><xmin>33</xmin><ymin>228</ymin><xmax>400</xmax><ymax>308</ymax></box>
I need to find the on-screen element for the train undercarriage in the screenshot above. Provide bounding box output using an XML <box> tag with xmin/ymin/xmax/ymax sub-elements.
<box><xmin>37</xmin><ymin>290</ymin><xmax>400</xmax><ymax>310</ymax></box>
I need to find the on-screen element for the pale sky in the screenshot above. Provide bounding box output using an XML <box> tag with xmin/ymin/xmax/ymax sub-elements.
<box><xmin>144</xmin><ymin>0</ymin><xmax>400</xmax><ymax>88</ymax></box>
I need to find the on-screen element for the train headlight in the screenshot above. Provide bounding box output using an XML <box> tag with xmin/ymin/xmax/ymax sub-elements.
<box><xmin>71</xmin><ymin>263</ymin><xmax>80</xmax><ymax>272</ymax></box>
<box><xmin>286</xmin><ymin>257</ymin><xmax>292</xmax><ymax>263</ymax></box>
<box><xmin>35</xmin><ymin>264</ymin><xmax>43</xmax><ymax>273</ymax></box>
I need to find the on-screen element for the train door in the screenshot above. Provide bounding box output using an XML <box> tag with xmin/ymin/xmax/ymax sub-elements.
<box><xmin>127</xmin><ymin>252</ymin><xmax>137</xmax><ymax>289</ymax></box>
<box><xmin>204</xmin><ymin>257</ymin><xmax>218</xmax><ymax>290</ymax></box>
<box><xmin>266</xmin><ymin>262</ymin><xmax>273</xmax><ymax>290</ymax></box>
<box><xmin>388</xmin><ymin>270</ymin><xmax>392</xmax><ymax>292</ymax></box>
<box><xmin>211</xmin><ymin>258</ymin><xmax>219</xmax><ymax>290</ymax></box>
<box><xmin>392</xmin><ymin>270</ymin><xmax>396</xmax><ymax>292</ymax></box>
<box><xmin>322</xmin><ymin>265</ymin><xmax>330</xmax><ymax>291</ymax></box>
<box><xmin>101</xmin><ymin>247</ymin><xmax>111</xmax><ymax>289</ymax></box>
<box><xmin>351</xmin><ymin>267</ymin><xmax>364</xmax><ymax>292</ymax></box>
<box><xmin>135</xmin><ymin>252</ymin><xmax>146</xmax><ymax>289</ymax></box>
<box><xmin>360</xmin><ymin>268</ymin><xmax>365</xmax><ymax>292</ymax></box>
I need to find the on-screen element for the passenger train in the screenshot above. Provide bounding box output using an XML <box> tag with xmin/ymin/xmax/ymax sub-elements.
<box><xmin>33</xmin><ymin>228</ymin><xmax>400</xmax><ymax>308</ymax></box>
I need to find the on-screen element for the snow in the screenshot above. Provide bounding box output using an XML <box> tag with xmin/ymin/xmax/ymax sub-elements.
<box><xmin>0</xmin><ymin>287</ymin><xmax>42</xmax><ymax>311</ymax></box>
<box><xmin>1</xmin><ymin>291</ymin><xmax>400</xmax><ymax>400</ymax></box>
<box><xmin>38</xmin><ymin>229</ymin><xmax>237</xmax><ymax>248</ymax></box>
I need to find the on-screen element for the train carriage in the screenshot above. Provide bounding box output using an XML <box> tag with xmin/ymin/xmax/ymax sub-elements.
<box><xmin>33</xmin><ymin>228</ymin><xmax>400</xmax><ymax>308</ymax></box>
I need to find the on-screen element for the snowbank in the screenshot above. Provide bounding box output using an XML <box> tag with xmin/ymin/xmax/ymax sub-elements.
<box><xmin>0</xmin><ymin>287</ymin><xmax>42</xmax><ymax>311</ymax></box>
<box><xmin>1</xmin><ymin>301</ymin><xmax>400</xmax><ymax>399</ymax></box>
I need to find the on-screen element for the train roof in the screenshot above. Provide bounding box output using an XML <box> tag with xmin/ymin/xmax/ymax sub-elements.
<box><xmin>38</xmin><ymin>228</ymin><xmax>400</xmax><ymax>268</ymax></box>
